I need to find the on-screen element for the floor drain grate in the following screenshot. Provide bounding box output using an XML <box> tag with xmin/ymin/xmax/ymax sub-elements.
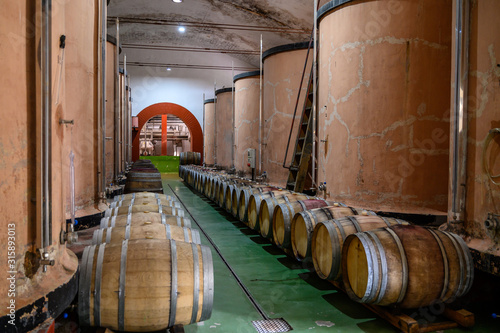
<box><xmin>252</xmin><ymin>318</ymin><xmax>293</xmax><ymax>333</ymax></box>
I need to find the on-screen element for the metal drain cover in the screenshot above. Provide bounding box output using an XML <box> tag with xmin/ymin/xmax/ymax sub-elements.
<box><xmin>252</xmin><ymin>318</ymin><xmax>293</xmax><ymax>333</ymax></box>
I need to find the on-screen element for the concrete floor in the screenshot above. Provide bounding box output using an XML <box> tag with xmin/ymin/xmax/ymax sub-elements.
<box><xmin>162</xmin><ymin>174</ymin><xmax>494</xmax><ymax>333</ymax></box>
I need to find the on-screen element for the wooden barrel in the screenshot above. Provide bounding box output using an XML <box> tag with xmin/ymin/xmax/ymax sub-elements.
<box><xmin>311</xmin><ymin>216</ymin><xmax>409</xmax><ymax>281</ymax></box>
<box><xmin>100</xmin><ymin>212</ymin><xmax>191</xmax><ymax>229</ymax></box>
<box><xmin>92</xmin><ymin>224</ymin><xmax>201</xmax><ymax>245</ymax></box>
<box><xmin>125</xmin><ymin>170</ymin><xmax>163</xmax><ymax>194</ymax></box>
<box><xmin>291</xmin><ymin>206</ymin><xmax>375</xmax><ymax>261</ymax></box>
<box><xmin>342</xmin><ymin>225</ymin><xmax>474</xmax><ymax>309</ymax></box>
<box><xmin>272</xmin><ymin>199</ymin><xmax>335</xmax><ymax>249</ymax></box>
<box><xmin>104</xmin><ymin>204</ymin><xmax>184</xmax><ymax>218</ymax></box>
<box><xmin>114</xmin><ymin>192</ymin><xmax>173</xmax><ymax>202</ymax></box>
<box><xmin>248</xmin><ymin>190</ymin><xmax>289</xmax><ymax>230</ymax></box>
<box><xmin>78</xmin><ymin>239</ymin><xmax>214</xmax><ymax>331</ymax></box>
<box><xmin>238</xmin><ymin>186</ymin><xmax>279</xmax><ymax>223</ymax></box>
<box><xmin>110</xmin><ymin>197</ymin><xmax>178</xmax><ymax>209</ymax></box>
<box><xmin>194</xmin><ymin>152</ymin><xmax>201</xmax><ymax>165</ymax></box>
<box><xmin>258</xmin><ymin>193</ymin><xmax>310</xmax><ymax>239</ymax></box>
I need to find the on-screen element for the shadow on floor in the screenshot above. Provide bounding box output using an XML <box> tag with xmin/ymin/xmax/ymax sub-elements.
<box><xmin>298</xmin><ymin>271</ymin><xmax>333</xmax><ymax>291</ymax></box>
<box><xmin>322</xmin><ymin>292</ymin><xmax>375</xmax><ymax>320</ymax></box>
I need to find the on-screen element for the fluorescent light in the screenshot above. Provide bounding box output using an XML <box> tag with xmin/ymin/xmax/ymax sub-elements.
<box><xmin>166</xmin><ymin>68</ymin><xmax>172</xmax><ymax>71</ymax></box>
<box><xmin>172</xmin><ymin>0</ymin><xmax>183</xmax><ymax>3</ymax></box>
<box><xmin>178</xmin><ymin>26</ymin><xmax>186</xmax><ymax>33</ymax></box>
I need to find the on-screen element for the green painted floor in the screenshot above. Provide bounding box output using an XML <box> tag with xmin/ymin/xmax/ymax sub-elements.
<box><xmin>161</xmin><ymin>174</ymin><xmax>494</xmax><ymax>333</ymax></box>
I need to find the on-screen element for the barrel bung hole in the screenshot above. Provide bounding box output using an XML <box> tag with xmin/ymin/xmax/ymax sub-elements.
<box><xmin>346</xmin><ymin>237</ymin><xmax>369</xmax><ymax>299</ymax></box>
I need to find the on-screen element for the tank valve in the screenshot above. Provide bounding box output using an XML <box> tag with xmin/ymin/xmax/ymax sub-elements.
<box><xmin>318</xmin><ymin>182</ymin><xmax>329</xmax><ymax>199</ymax></box>
<box><xmin>40</xmin><ymin>252</ymin><xmax>55</xmax><ymax>272</ymax></box>
<box><xmin>485</xmin><ymin>213</ymin><xmax>500</xmax><ymax>231</ymax></box>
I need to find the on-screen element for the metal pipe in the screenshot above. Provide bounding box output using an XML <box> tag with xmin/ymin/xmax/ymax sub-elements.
<box><xmin>41</xmin><ymin>0</ymin><xmax>53</xmax><ymax>253</ymax></box>
<box><xmin>203</xmin><ymin>93</ymin><xmax>206</xmax><ymax>165</ymax></box>
<box><xmin>100</xmin><ymin>0</ymin><xmax>107</xmax><ymax>197</ymax></box>
<box><xmin>214</xmin><ymin>81</ymin><xmax>217</xmax><ymax>165</ymax></box>
<box><xmin>127</xmin><ymin>76</ymin><xmax>132</xmax><ymax>165</ymax></box>
<box><xmin>312</xmin><ymin>0</ymin><xmax>318</xmax><ymax>190</ymax></box>
<box><xmin>259</xmin><ymin>34</ymin><xmax>263</xmax><ymax>174</ymax></box>
<box><xmin>450</xmin><ymin>0</ymin><xmax>470</xmax><ymax>223</ymax></box>
<box><xmin>232</xmin><ymin>61</ymin><xmax>235</xmax><ymax>169</ymax></box>
<box><xmin>123</xmin><ymin>55</ymin><xmax>127</xmax><ymax>170</ymax></box>
<box><xmin>114</xmin><ymin>18</ymin><xmax>120</xmax><ymax>182</ymax></box>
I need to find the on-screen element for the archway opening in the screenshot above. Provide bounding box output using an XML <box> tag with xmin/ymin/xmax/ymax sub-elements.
<box><xmin>132</xmin><ymin>102</ymin><xmax>203</xmax><ymax>162</ymax></box>
<box><xmin>139</xmin><ymin>115</ymin><xmax>191</xmax><ymax>156</ymax></box>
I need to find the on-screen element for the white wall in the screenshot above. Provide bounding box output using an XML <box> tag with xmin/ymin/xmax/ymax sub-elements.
<box><xmin>125</xmin><ymin>49</ymin><xmax>256</xmax><ymax>130</ymax></box>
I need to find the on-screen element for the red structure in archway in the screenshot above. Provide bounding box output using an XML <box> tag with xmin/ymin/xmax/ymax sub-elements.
<box><xmin>133</xmin><ymin>103</ymin><xmax>203</xmax><ymax>162</ymax></box>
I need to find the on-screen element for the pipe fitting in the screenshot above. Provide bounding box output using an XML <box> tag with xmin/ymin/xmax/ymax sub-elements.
<box><xmin>485</xmin><ymin>213</ymin><xmax>500</xmax><ymax>231</ymax></box>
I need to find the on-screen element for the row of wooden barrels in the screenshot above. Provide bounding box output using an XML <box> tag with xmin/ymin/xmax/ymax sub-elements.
<box><xmin>124</xmin><ymin>159</ymin><xmax>164</xmax><ymax>194</ymax></box>
<box><xmin>179</xmin><ymin>151</ymin><xmax>202</xmax><ymax>166</ymax></box>
<box><xmin>180</xmin><ymin>165</ymin><xmax>474</xmax><ymax>309</ymax></box>
<box><xmin>78</xmin><ymin>191</ymin><xmax>214</xmax><ymax>332</ymax></box>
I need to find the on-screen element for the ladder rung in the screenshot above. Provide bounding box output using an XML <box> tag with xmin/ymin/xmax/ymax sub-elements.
<box><xmin>290</xmin><ymin>166</ymin><xmax>298</xmax><ymax>172</ymax></box>
<box><xmin>298</xmin><ymin>137</ymin><xmax>305</xmax><ymax>141</ymax></box>
<box><xmin>287</xmin><ymin>182</ymin><xmax>296</xmax><ymax>188</ymax></box>
<box><xmin>295</xmin><ymin>152</ymin><xmax>302</xmax><ymax>156</ymax></box>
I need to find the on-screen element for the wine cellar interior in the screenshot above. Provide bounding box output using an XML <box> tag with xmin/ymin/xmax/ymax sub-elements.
<box><xmin>1</xmin><ymin>0</ymin><xmax>499</xmax><ymax>333</ymax></box>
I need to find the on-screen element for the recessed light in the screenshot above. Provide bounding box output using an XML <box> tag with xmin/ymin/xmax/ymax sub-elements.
<box><xmin>172</xmin><ymin>0</ymin><xmax>182</xmax><ymax>3</ymax></box>
<box><xmin>178</xmin><ymin>26</ymin><xmax>186</xmax><ymax>33</ymax></box>
<box><xmin>166</xmin><ymin>68</ymin><xmax>172</xmax><ymax>71</ymax></box>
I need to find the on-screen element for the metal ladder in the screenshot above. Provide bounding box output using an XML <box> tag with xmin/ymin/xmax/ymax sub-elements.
<box><xmin>285</xmin><ymin>66</ymin><xmax>316</xmax><ymax>192</ymax></box>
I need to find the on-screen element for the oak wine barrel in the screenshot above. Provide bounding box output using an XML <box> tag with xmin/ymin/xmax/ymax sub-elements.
<box><xmin>92</xmin><ymin>224</ymin><xmax>201</xmax><ymax>245</ymax></box>
<box><xmin>248</xmin><ymin>190</ymin><xmax>289</xmax><ymax>230</ymax></box>
<box><xmin>114</xmin><ymin>192</ymin><xmax>174</xmax><ymax>202</ymax></box>
<box><xmin>100</xmin><ymin>212</ymin><xmax>191</xmax><ymax>229</ymax></box>
<box><xmin>104</xmin><ymin>203</ymin><xmax>184</xmax><ymax>218</ymax></box>
<box><xmin>311</xmin><ymin>216</ymin><xmax>408</xmax><ymax>281</ymax></box>
<box><xmin>78</xmin><ymin>239</ymin><xmax>214</xmax><ymax>331</ymax></box>
<box><xmin>342</xmin><ymin>225</ymin><xmax>474</xmax><ymax>309</ymax></box>
<box><xmin>291</xmin><ymin>206</ymin><xmax>376</xmax><ymax>261</ymax></box>
<box><xmin>272</xmin><ymin>199</ymin><xmax>340</xmax><ymax>249</ymax></box>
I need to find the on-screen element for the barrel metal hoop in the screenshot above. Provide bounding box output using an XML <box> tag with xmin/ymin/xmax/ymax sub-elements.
<box><xmin>128</xmin><ymin>205</ymin><xmax>133</xmax><ymax>215</ymax></box>
<box><xmin>380</xmin><ymin>217</ymin><xmax>393</xmax><ymax>227</ymax></box>
<box><xmin>298</xmin><ymin>200</ymin><xmax>307</xmax><ymax>211</ymax></box>
<box><xmin>94</xmin><ymin>244</ymin><xmax>106</xmax><ymax>327</ymax></box>
<box><xmin>184</xmin><ymin>227</ymin><xmax>190</xmax><ymax>242</ymax></box>
<box><xmin>366</xmin><ymin>231</ymin><xmax>389</xmax><ymax>304</ymax></box>
<box><xmin>169</xmin><ymin>240</ymin><xmax>178</xmax><ymax>327</ymax></box>
<box><xmin>331</xmin><ymin>218</ymin><xmax>347</xmax><ymax>240</ymax></box>
<box><xmin>162</xmin><ymin>213</ymin><xmax>167</xmax><ymax>225</ymax></box>
<box><xmin>110</xmin><ymin>202</ymin><xmax>116</xmax><ymax>209</ymax></box>
<box><xmin>110</xmin><ymin>215</ymin><xmax>116</xmax><ymax>227</ymax></box>
<box><xmin>125</xmin><ymin>225</ymin><xmax>131</xmax><ymax>240</ymax></box>
<box><xmin>427</xmin><ymin>228</ymin><xmax>450</xmax><ymax>300</ymax></box>
<box><xmin>166</xmin><ymin>224</ymin><xmax>172</xmax><ymax>239</ymax></box>
<box><xmin>157</xmin><ymin>198</ymin><xmax>161</xmax><ymax>206</ymax></box>
<box><xmin>177</xmin><ymin>215</ymin><xmax>182</xmax><ymax>227</ymax></box>
<box><xmin>118</xmin><ymin>240</ymin><xmax>129</xmax><ymax>331</ymax></box>
<box><xmin>78</xmin><ymin>246</ymin><xmax>93</xmax><ymax>326</ymax></box>
<box><xmin>91</xmin><ymin>230</ymin><xmax>98</xmax><ymax>245</ymax></box>
<box><xmin>130</xmin><ymin>197</ymin><xmax>135</xmax><ymax>205</ymax></box>
<box><xmin>105</xmin><ymin>228</ymin><xmax>112</xmax><ymax>243</ymax></box>
<box><xmin>190</xmin><ymin>243</ymin><xmax>200</xmax><ymax>324</ymax></box>
<box><xmin>283</xmin><ymin>195</ymin><xmax>290</xmax><ymax>203</ymax></box>
<box><xmin>132</xmin><ymin>193</ymin><xmax>136</xmax><ymax>199</ymax></box>
<box><xmin>155</xmin><ymin>193</ymin><xmax>159</xmax><ymax>199</ymax></box>
<box><xmin>320</xmin><ymin>207</ymin><xmax>334</xmax><ymax>220</ymax></box>
<box><xmin>385</xmin><ymin>228</ymin><xmax>408</xmax><ymax>304</ymax></box>
<box><xmin>193</xmin><ymin>229</ymin><xmax>201</xmax><ymax>244</ymax></box>
<box><xmin>104</xmin><ymin>209</ymin><xmax>111</xmax><ymax>218</ymax></box>
<box><xmin>159</xmin><ymin>204</ymin><xmax>163</xmax><ymax>214</ymax></box>
<box><xmin>99</xmin><ymin>217</ymin><xmax>107</xmax><ymax>228</ymax></box>
<box><xmin>448</xmin><ymin>232</ymin><xmax>474</xmax><ymax>295</ymax></box>
<box><xmin>356</xmin><ymin>232</ymin><xmax>379</xmax><ymax>303</ymax></box>
<box><xmin>444</xmin><ymin>232</ymin><xmax>467</xmax><ymax>298</ymax></box>
<box><xmin>200</xmin><ymin>245</ymin><xmax>214</xmax><ymax>321</ymax></box>
<box><xmin>346</xmin><ymin>216</ymin><xmax>362</xmax><ymax>232</ymax></box>
<box><xmin>126</xmin><ymin>213</ymin><xmax>131</xmax><ymax>226</ymax></box>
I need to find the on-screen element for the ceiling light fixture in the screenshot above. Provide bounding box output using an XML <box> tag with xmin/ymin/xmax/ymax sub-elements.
<box><xmin>166</xmin><ymin>67</ymin><xmax>172</xmax><ymax>71</ymax></box>
<box><xmin>178</xmin><ymin>26</ymin><xmax>186</xmax><ymax>33</ymax></box>
<box><xmin>172</xmin><ymin>0</ymin><xmax>183</xmax><ymax>3</ymax></box>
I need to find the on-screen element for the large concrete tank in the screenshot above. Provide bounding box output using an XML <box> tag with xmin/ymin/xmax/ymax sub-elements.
<box><xmin>203</xmin><ymin>99</ymin><xmax>216</xmax><ymax>166</ymax></box>
<box><xmin>106</xmin><ymin>37</ymin><xmax>117</xmax><ymax>185</ymax></box>
<box><xmin>234</xmin><ymin>71</ymin><xmax>261</xmax><ymax>176</ymax></box>
<box><xmin>215</xmin><ymin>87</ymin><xmax>235</xmax><ymax>169</ymax></box>
<box><xmin>262</xmin><ymin>42</ymin><xmax>312</xmax><ymax>186</ymax></box>
<box><xmin>317</xmin><ymin>0</ymin><xmax>452</xmax><ymax>214</ymax></box>
<box><xmin>0</xmin><ymin>0</ymin><xmax>101</xmax><ymax>329</ymax></box>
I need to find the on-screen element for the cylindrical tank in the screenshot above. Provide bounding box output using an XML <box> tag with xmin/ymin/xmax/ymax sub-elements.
<box><xmin>0</xmin><ymin>0</ymin><xmax>97</xmax><ymax>328</ymax></box>
<box><xmin>203</xmin><ymin>99</ymin><xmax>216</xmax><ymax>166</ymax></box>
<box><xmin>234</xmin><ymin>71</ymin><xmax>261</xmax><ymax>176</ymax></box>
<box><xmin>455</xmin><ymin>0</ymin><xmax>500</xmax><ymax>272</ymax></box>
<box><xmin>317</xmin><ymin>0</ymin><xmax>452</xmax><ymax>214</ymax></box>
<box><xmin>214</xmin><ymin>88</ymin><xmax>234</xmax><ymax>169</ymax></box>
<box><xmin>106</xmin><ymin>37</ymin><xmax>117</xmax><ymax>185</ymax></box>
<box><xmin>262</xmin><ymin>42</ymin><xmax>312</xmax><ymax>186</ymax></box>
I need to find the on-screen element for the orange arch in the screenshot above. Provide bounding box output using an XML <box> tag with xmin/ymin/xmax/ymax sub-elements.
<box><xmin>133</xmin><ymin>103</ymin><xmax>203</xmax><ymax>162</ymax></box>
